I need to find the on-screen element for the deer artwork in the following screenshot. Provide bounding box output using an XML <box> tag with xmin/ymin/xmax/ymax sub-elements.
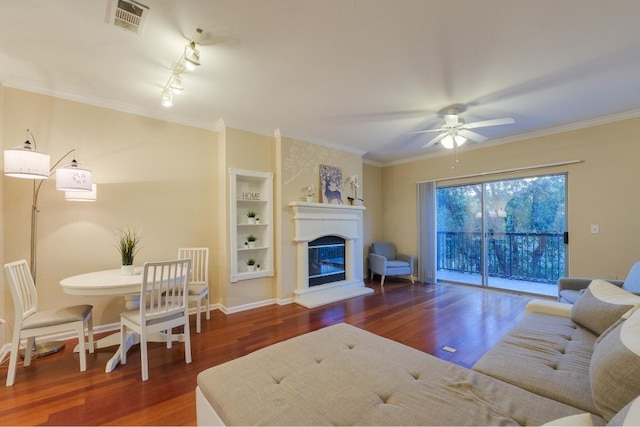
<box><xmin>323</xmin><ymin>179</ymin><xmax>343</xmax><ymax>204</ymax></box>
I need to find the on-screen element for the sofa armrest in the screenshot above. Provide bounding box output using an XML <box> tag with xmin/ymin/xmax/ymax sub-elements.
<box><xmin>396</xmin><ymin>253</ymin><xmax>414</xmax><ymax>270</ymax></box>
<box><xmin>369</xmin><ymin>253</ymin><xmax>387</xmax><ymax>274</ymax></box>
<box><xmin>525</xmin><ymin>299</ymin><xmax>572</xmax><ymax>318</ymax></box>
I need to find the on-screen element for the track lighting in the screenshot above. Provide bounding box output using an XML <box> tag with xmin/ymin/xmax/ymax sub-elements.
<box><xmin>169</xmin><ymin>74</ymin><xmax>184</xmax><ymax>93</ymax></box>
<box><xmin>161</xmin><ymin>89</ymin><xmax>173</xmax><ymax>107</ymax></box>
<box><xmin>184</xmin><ymin>41</ymin><xmax>201</xmax><ymax>71</ymax></box>
<box><xmin>159</xmin><ymin>28</ymin><xmax>202</xmax><ymax>107</ymax></box>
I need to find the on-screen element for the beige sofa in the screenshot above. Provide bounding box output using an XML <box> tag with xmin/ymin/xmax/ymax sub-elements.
<box><xmin>196</xmin><ymin>280</ymin><xmax>640</xmax><ymax>426</ymax></box>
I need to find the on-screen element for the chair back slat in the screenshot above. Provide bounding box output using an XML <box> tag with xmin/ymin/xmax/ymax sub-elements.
<box><xmin>4</xmin><ymin>260</ymin><xmax>38</xmax><ymax>323</ymax></box>
<box><xmin>140</xmin><ymin>259</ymin><xmax>191</xmax><ymax>321</ymax></box>
<box><xmin>178</xmin><ymin>248</ymin><xmax>209</xmax><ymax>285</ymax></box>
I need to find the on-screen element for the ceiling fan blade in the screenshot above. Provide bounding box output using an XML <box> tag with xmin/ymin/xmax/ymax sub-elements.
<box><xmin>423</xmin><ymin>133</ymin><xmax>446</xmax><ymax>148</ymax></box>
<box><xmin>409</xmin><ymin>128</ymin><xmax>445</xmax><ymax>135</ymax></box>
<box><xmin>463</xmin><ymin>117</ymin><xmax>515</xmax><ymax>129</ymax></box>
<box><xmin>458</xmin><ymin>129</ymin><xmax>487</xmax><ymax>143</ymax></box>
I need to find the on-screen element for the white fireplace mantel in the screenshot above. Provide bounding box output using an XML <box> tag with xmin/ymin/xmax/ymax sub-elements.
<box><xmin>289</xmin><ymin>202</ymin><xmax>373</xmax><ymax>308</ymax></box>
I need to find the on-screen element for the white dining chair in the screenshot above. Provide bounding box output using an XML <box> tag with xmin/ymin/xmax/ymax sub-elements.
<box><xmin>178</xmin><ymin>247</ymin><xmax>210</xmax><ymax>333</ymax></box>
<box><xmin>120</xmin><ymin>259</ymin><xmax>192</xmax><ymax>381</ymax></box>
<box><xmin>4</xmin><ymin>259</ymin><xmax>94</xmax><ymax>387</ymax></box>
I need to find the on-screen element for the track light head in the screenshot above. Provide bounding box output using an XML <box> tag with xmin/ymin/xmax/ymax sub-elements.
<box><xmin>184</xmin><ymin>41</ymin><xmax>200</xmax><ymax>71</ymax></box>
<box><xmin>170</xmin><ymin>74</ymin><xmax>184</xmax><ymax>93</ymax></box>
<box><xmin>161</xmin><ymin>89</ymin><xmax>173</xmax><ymax>107</ymax></box>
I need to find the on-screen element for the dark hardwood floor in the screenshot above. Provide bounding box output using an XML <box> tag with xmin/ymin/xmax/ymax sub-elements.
<box><xmin>0</xmin><ymin>280</ymin><xmax>535</xmax><ymax>426</ymax></box>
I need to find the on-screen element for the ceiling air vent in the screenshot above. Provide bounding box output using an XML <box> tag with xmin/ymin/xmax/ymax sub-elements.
<box><xmin>106</xmin><ymin>0</ymin><xmax>149</xmax><ymax>35</ymax></box>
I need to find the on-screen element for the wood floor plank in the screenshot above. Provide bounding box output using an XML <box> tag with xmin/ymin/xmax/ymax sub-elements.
<box><xmin>0</xmin><ymin>281</ymin><xmax>534</xmax><ymax>425</ymax></box>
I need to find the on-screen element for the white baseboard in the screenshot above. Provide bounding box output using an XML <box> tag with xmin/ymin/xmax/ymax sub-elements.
<box><xmin>0</xmin><ymin>343</ymin><xmax>10</xmax><ymax>365</ymax></box>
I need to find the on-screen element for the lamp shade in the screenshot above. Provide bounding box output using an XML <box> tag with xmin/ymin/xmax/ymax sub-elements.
<box><xmin>56</xmin><ymin>165</ymin><xmax>93</xmax><ymax>191</ymax></box>
<box><xmin>65</xmin><ymin>183</ymin><xmax>97</xmax><ymax>202</ymax></box>
<box><xmin>4</xmin><ymin>147</ymin><xmax>51</xmax><ymax>179</ymax></box>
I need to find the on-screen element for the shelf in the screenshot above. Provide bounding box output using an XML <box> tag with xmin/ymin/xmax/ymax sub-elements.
<box><xmin>229</xmin><ymin>168</ymin><xmax>274</xmax><ymax>283</ymax></box>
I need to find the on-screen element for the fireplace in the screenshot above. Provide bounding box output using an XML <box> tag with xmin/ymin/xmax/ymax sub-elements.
<box><xmin>289</xmin><ymin>202</ymin><xmax>373</xmax><ymax>308</ymax></box>
<box><xmin>308</xmin><ymin>236</ymin><xmax>346</xmax><ymax>286</ymax></box>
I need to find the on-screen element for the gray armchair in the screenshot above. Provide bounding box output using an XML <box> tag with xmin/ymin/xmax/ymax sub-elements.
<box><xmin>558</xmin><ymin>261</ymin><xmax>640</xmax><ymax>303</ymax></box>
<box><xmin>369</xmin><ymin>242</ymin><xmax>415</xmax><ymax>286</ymax></box>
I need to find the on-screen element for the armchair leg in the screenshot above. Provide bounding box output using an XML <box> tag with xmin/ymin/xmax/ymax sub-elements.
<box><xmin>410</xmin><ymin>274</ymin><xmax>415</xmax><ymax>284</ymax></box>
<box><xmin>370</xmin><ymin>271</ymin><xmax>374</xmax><ymax>280</ymax></box>
<box><xmin>381</xmin><ymin>275</ymin><xmax>385</xmax><ymax>286</ymax></box>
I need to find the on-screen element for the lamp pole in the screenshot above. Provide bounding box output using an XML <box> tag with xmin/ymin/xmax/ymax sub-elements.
<box><xmin>25</xmin><ymin>149</ymin><xmax>77</xmax><ymax>357</ymax></box>
<box><xmin>29</xmin><ymin>149</ymin><xmax>75</xmax><ymax>282</ymax></box>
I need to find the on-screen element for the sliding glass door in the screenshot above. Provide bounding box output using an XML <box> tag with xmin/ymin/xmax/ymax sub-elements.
<box><xmin>437</xmin><ymin>184</ymin><xmax>483</xmax><ymax>286</ymax></box>
<box><xmin>437</xmin><ymin>174</ymin><xmax>566</xmax><ymax>296</ymax></box>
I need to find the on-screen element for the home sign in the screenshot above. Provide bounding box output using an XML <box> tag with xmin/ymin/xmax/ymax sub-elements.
<box><xmin>241</xmin><ymin>191</ymin><xmax>261</xmax><ymax>200</ymax></box>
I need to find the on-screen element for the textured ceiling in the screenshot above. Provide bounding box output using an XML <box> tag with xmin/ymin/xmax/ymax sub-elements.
<box><xmin>1</xmin><ymin>0</ymin><xmax>640</xmax><ymax>164</ymax></box>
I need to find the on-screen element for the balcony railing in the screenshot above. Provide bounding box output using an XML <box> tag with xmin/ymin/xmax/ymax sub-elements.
<box><xmin>437</xmin><ymin>231</ymin><xmax>565</xmax><ymax>284</ymax></box>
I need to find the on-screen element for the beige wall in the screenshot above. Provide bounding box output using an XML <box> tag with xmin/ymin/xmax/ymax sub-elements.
<box><xmin>220</xmin><ymin>126</ymin><xmax>276</xmax><ymax>310</ymax></box>
<box><xmin>382</xmin><ymin>117</ymin><xmax>640</xmax><ymax>280</ymax></box>
<box><xmin>2</xmin><ymin>88</ymin><xmax>217</xmax><ymax>328</ymax></box>
<box><xmin>277</xmin><ymin>136</ymin><xmax>363</xmax><ymax>300</ymax></box>
<box><xmin>362</xmin><ymin>163</ymin><xmax>382</xmax><ymax>249</ymax></box>
<box><xmin>5</xmin><ymin>84</ymin><xmax>639</xmax><ymax>345</ymax></box>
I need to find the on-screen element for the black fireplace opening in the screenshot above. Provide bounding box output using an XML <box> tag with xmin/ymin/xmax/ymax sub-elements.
<box><xmin>308</xmin><ymin>235</ymin><xmax>346</xmax><ymax>286</ymax></box>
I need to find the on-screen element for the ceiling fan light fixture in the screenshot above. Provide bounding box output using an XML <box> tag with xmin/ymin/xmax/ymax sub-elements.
<box><xmin>441</xmin><ymin>134</ymin><xmax>467</xmax><ymax>149</ymax></box>
<box><xmin>441</xmin><ymin>135</ymin><xmax>455</xmax><ymax>149</ymax></box>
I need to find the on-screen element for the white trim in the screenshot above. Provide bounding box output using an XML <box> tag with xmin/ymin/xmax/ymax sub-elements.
<box><xmin>416</xmin><ymin>160</ymin><xmax>583</xmax><ymax>184</ymax></box>
<box><xmin>220</xmin><ymin>299</ymin><xmax>276</xmax><ymax>315</ymax></box>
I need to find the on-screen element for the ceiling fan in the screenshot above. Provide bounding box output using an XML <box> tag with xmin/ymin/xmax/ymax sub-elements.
<box><xmin>414</xmin><ymin>106</ymin><xmax>515</xmax><ymax>149</ymax></box>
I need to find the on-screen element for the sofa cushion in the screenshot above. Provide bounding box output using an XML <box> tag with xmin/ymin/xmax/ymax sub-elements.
<box><xmin>571</xmin><ymin>279</ymin><xmax>640</xmax><ymax>335</ymax></box>
<box><xmin>590</xmin><ymin>309</ymin><xmax>640</xmax><ymax>421</ymax></box>
<box><xmin>197</xmin><ymin>323</ymin><xmax>592</xmax><ymax>426</ymax></box>
<box><xmin>608</xmin><ymin>395</ymin><xmax>640</xmax><ymax>426</ymax></box>
<box><xmin>542</xmin><ymin>413</ymin><xmax>598</xmax><ymax>426</ymax></box>
<box><xmin>473</xmin><ymin>312</ymin><xmax>598</xmax><ymax>413</ymax></box>
<box><xmin>559</xmin><ymin>288</ymin><xmax>583</xmax><ymax>304</ymax></box>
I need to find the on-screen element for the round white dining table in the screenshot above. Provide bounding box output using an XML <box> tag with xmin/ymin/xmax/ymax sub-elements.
<box><xmin>60</xmin><ymin>268</ymin><xmax>185</xmax><ymax>373</ymax></box>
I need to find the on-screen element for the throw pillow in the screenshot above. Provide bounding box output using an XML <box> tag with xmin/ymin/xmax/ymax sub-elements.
<box><xmin>590</xmin><ymin>309</ymin><xmax>640</xmax><ymax>421</ymax></box>
<box><xmin>608</xmin><ymin>395</ymin><xmax>640</xmax><ymax>426</ymax></box>
<box><xmin>571</xmin><ymin>279</ymin><xmax>640</xmax><ymax>335</ymax></box>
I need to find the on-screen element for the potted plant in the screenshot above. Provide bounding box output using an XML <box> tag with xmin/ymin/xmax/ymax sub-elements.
<box><xmin>256</xmin><ymin>263</ymin><xmax>261</xmax><ymax>271</ymax></box>
<box><xmin>116</xmin><ymin>227</ymin><xmax>141</xmax><ymax>275</ymax></box>
<box><xmin>247</xmin><ymin>258</ymin><xmax>256</xmax><ymax>272</ymax></box>
<box><xmin>246</xmin><ymin>234</ymin><xmax>257</xmax><ymax>248</ymax></box>
<box><xmin>255</xmin><ymin>216</ymin><xmax>261</xmax><ymax>225</ymax></box>
<box><xmin>346</xmin><ymin>174</ymin><xmax>364</xmax><ymax>206</ymax></box>
<box><xmin>246</xmin><ymin>210</ymin><xmax>257</xmax><ymax>224</ymax></box>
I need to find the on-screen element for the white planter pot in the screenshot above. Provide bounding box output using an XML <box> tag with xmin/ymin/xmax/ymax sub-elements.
<box><xmin>121</xmin><ymin>265</ymin><xmax>135</xmax><ymax>276</ymax></box>
<box><xmin>248</xmin><ymin>242</ymin><xmax>256</xmax><ymax>248</ymax></box>
<box><xmin>306</xmin><ymin>196</ymin><xmax>314</xmax><ymax>203</ymax></box>
<box><xmin>248</xmin><ymin>218</ymin><xmax>256</xmax><ymax>224</ymax></box>
<box><xmin>247</xmin><ymin>265</ymin><xmax>255</xmax><ymax>272</ymax></box>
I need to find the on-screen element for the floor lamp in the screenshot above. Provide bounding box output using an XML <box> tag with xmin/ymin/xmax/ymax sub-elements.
<box><xmin>4</xmin><ymin>129</ymin><xmax>96</xmax><ymax>357</ymax></box>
